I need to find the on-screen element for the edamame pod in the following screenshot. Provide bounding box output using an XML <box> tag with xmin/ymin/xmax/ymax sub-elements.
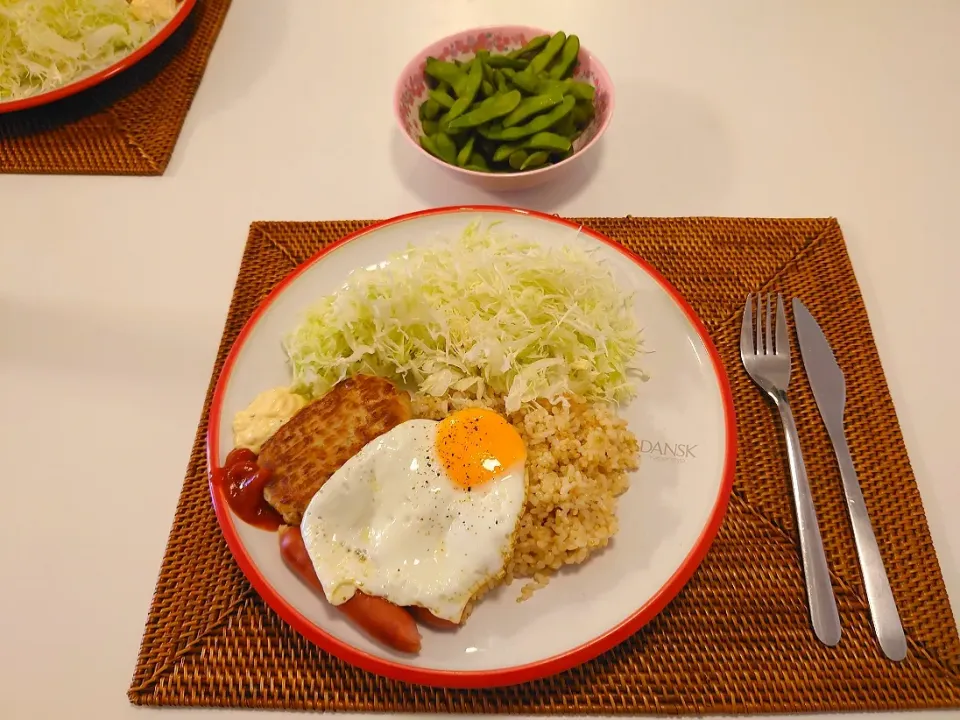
<box><xmin>494</xmin><ymin>69</ymin><xmax>508</xmax><ymax>93</ymax></box>
<box><xmin>428</xmin><ymin>89</ymin><xmax>455</xmax><ymax>109</ymax></box>
<box><xmin>468</xmin><ymin>152</ymin><xmax>489</xmax><ymax>170</ymax></box>
<box><xmin>524</xmin><ymin>131</ymin><xmax>572</xmax><ymax>152</ymax></box>
<box><xmin>447</xmin><ymin>90</ymin><xmax>522</xmax><ymax>130</ymax></box>
<box><xmin>477</xmin><ymin>51</ymin><xmax>495</xmax><ymax>83</ymax></box>
<box><xmin>481</xmin><ymin>79</ymin><xmax>495</xmax><ymax>98</ymax></box>
<box><xmin>485</xmin><ymin>55</ymin><xmax>529</xmax><ymax>70</ymax></box>
<box><xmin>507</xmin><ymin>34</ymin><xmax>549</xmax><ymax>59</ymax></box>
<box><xmin>425</xmin><ymin>58</ymin><xmax>465</xmax><ymax>91</ymax></box>
<box><xmin>433</xmin><ymin>132</ymin><xmax>458</xmax><ymax>164</ymax></box>
<box><xmin>552</xmin><ymin>111</ymin><xmax>576</xmax><ymax>137</ymax></box>
<box><xmin>520</xmin><ymin>151</ymin><xmax>550</xmax><ymax>170</ymax></box>
<box><xmin>508</xmin><ymin>150</ymin><xmax>528</xmax><ymax>170</ymax></box>
<box><xmin>456</xmin><ymin>134</ymin><xmax>476</xmax><ymax>167</ymax></box>
<box><xmin>527</xmin><ymin>31</ymin><xmax>566</xmax><ymax>75</ymax></box>
<box><xmin>493</xmin><ymin>141</ymin><xmax>525</xmax><ymax>162</ymax></box>
<box><xmin>508</xmin><ymin>70</ymin><xmax>541</xmax><ymax>95</ymax></box>
<box><xmin>484</xmin><ymin>95</ymin><xmax>575</xmax><ymax>140</ymax></box>
<box><xmin>446</xmin><ymin>59</ymin><xmax>483</xmax><ymax>121</ymax></box>
<box><xmin>547</xmin><ymin>35</ymin><xmax>580</xmax><ymax>79</ymax></box>
<box><xmin>571</xmin><ymin>99</ymin><xmax>595</xmax><ymax>128</ymax></box>
<box><xmin>567</xmin><ymin>81</ymin><xmax>595</xmax><ymax>102</ymax></box>
<box><xmin>420</xmin><ymin>98</ymin><xmax>441</xmax><ymax>120</ymax></box>
<box><xmin>420</xmin><ymin>119</ymin><xmax>439</xmax><ymax>135</ymax></box>
<box><xmin>419</xmin><ymin>134</ymin><xmax>441</xmax><ymax>158</ymax></box>
<box><xmin>536</xmin><ymin>78</ymin><xmax>595</xmax><ymax>101</ymax></box>
<box><xmin>501</xmin><ymin>89</ymin><xmax>565</xmax><ymax>127</ymax></box>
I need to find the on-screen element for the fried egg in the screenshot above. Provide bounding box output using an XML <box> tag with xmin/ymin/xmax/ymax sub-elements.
<box><xmin>300</xmin><ymin>408</ymin><xmax>527</xmax><ymax>624</ymax></box>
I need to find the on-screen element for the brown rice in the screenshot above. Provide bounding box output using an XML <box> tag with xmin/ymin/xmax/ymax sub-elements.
<box><xmin>412</xmin><ymin>391</ymin><xmax>639</xmax><ymax>602</ymax></box>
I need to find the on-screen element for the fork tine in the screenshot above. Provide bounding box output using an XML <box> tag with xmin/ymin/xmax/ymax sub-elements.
<box><xmin>741</xmin><ymin>294</ymin><xmax>754</xmax><ymax>356</ymax></box>
<box><xmin>775</xmin><ymin>293</ymin><xmax>788</xmax><ymax>355</ymax></box>
<box><xmin>765</xmin><ymin>294</ymin><xmax>773</xmax><ymax>354</ymax></box>
<box><xmin>756</xmin><ymin>293</ymin><xmax>764</xmax><ymax>354</ymax></box>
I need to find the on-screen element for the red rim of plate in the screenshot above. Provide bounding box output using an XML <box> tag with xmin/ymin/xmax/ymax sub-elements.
<box><xmin>207</xmin><ymin>205</ymin><xmax>737</xmax><ymax>688</ymax></box>
<box><xmin>0</xmin><ymin>0</ymin><xmax>198</xmax><ymax>114</ymax></box>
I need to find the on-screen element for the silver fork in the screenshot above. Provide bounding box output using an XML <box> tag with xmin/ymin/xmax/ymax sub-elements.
<box><xmin>740</xmin><ymin>293</ymin><xmax>842</xmax><ymax>646</ymax></box>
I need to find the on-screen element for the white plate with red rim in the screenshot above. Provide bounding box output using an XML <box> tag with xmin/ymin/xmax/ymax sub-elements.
<box><xmin>208</xmin><ymin>206</ymin><xmax>736</xmax><ymax>688</ymax></box>
<box><xmin>0</xmin><ymin>0</ymin><xmax>197</xmax><ymax>114</ymax></box>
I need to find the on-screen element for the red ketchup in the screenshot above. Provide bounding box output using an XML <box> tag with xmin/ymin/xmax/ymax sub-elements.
<box><xmin>214</xmin><ymin>447</ymin><xmax>283</xmax><ymax>530</ymax></box>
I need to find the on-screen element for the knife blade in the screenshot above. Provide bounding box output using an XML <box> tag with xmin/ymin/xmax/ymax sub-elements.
<box><xmin>793</xmin><ymin>299</ymin><xmax>907</xmax><ymax>661</ymax></box>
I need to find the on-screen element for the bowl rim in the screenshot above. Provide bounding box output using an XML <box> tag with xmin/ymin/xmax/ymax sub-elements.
<box><xmin>393</xmin><ymin>25</ymin><xmax>615</xmax><ymax>180</ymax></box>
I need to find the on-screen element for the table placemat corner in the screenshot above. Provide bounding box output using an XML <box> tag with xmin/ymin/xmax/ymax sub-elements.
<box><xmin>129</xmin><ymin>215</ymin><xmax>960</xmax><ymax>713</ymax></box>
<box><xmin>0</xmin><ymin>0</ymin><xmax>232</xmax><ymax>175</ymax></box>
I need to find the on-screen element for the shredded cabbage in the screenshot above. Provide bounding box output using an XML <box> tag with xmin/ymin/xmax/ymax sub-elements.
<box><xmin>0</xmin><ymin>0</ymin><xmax>177</xmax><ymax>102</ymax></box>
<box><xmin>284</xmin><ymin>222</ymin><xmax>647</xmax><ymax>411</ymax></box>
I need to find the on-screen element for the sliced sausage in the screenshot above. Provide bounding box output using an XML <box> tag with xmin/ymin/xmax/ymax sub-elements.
<box><xmin>277</xmin><ymin>525</ymin><xmax>421</xmax><ymax>653</ymax></box>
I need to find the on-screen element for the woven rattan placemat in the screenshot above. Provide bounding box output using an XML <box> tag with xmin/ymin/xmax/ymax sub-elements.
<box><xmin>129</xmin><ymin>217</ymin><xmax>960</xmax><ymax>713</ymax></box>
<box><xmin>0</xmin><ymin>0</ymin><xmax>230</xmax><ymax>175</ymax></box>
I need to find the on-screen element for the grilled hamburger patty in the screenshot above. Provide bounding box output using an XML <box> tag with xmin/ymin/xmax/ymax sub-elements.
<box><xmin>259</xmin><ymin>375</ymin><xmax>413</xmax><ymax>524</ymax></box>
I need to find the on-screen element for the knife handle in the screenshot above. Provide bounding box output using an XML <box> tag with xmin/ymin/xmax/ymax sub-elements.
<box><xmin>832</xmin><ymin>433</ymin><xmax>908</xmax><ymax>661</ymax></box>
<box><xmin>775</xmin><ymin>395</ymin><xmax>842</xmax><ymax>646</ymax></box>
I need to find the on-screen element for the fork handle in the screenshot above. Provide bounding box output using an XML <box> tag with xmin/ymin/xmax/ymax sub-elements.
<box><xmin>775</xmin><ymin>394</ymin><xmax>842</xmax><ymax>646</ymax></box>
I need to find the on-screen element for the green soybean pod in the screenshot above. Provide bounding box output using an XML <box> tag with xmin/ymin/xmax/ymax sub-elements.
<box><xmin>437</xmin><ymin>111</ymin><xmax>461</xmax><ymax>135</ymax></box>
<box><xmin>571</xmin><ymin>99</ymin><xmax>596</xmax><ymax>128</ymax></box>
<box><xmin>477</xmin><ymin>50</ymin><xmax>495</xmax><ymax>82</ymax></box>
<box><xmin>477</xmin><ymin>121</ymin><xmax>503</xmax><ymax>139</ymax></box>
<box><xmin>481</xmin><ymin>79</ymin><xmax>495</xmax><ymax>98</ymax></box>
<box><xmin>501</xmin><ymin>88</ymin><xmax>565</xmax><ymax>128</ymax></box>
<box><xmin>425</xmin><ymin>58</ymin><xmax>465</xmax><ymax>91</ymax></box>
<box><xmin>508</xmin><ymin>150</ymin><xmax>528</xmax><ymax>170</ymax></box>
<box><xmin>527</xmin><ymin>31</ymin><xmax>566</xmax><ymax>75</ymax></box>
<box><xmin>485</xmin><ymin>54</ymin><xmax>528</xmax><ymax>70</ymax></box>
<box><xmin>434</xmin><ymin>132</ymin><xmax>458</xmax><ymax>164</ymax></box>
<box><xmin>524</xmin><ymin>131</ymin><xmax>572</xmax><ymax>153</ymax></box>
<box><xmin>507</xmin><ymin>34</ymin><xmax>549</xmax><ymax>59</ymax></box>
<box><xmin>508</xmin><ymin>70</ymin><xmax>541</xmax><ymax>95</ymax></box>
<box><xmin>552</xmin><ymin>110</ymin><xmax>577</xmax><ymax>136</ymax></box>
<box><xmin>520</xmin><ymin>151</ymin><xmax>550</xmax><ymax>170</ymax></box>
<box><xmin>420</xmin><ymin>98</ymin><xmax>441</xmax><ymax>120</ymax></box>
<box><xmin>494</xmin><ymin>69</ymin><xmax>508</xmax><ymax>93</ymax></box>
<box><xmin>456</xmin><ymin>134</ymin><xmax>476</xmax><ymax>167</ymax></box>
<box><xmin>447</xmin><ymin>90</ymin><xmax>522</xmax><ymax>130</ymax></box>
<box><xmin>547</xmin><ymin>35</ymin><xmax>580</xmax><ymax>79</ymax></box>
<box><xmin>567</xmin><ymin>81</ymin><xmax>595</xmax><ymax>102</ymax></box>
<box><xmin>428</xmin><ymin>89</ymin><xmax>455</xmax><ymax>109</ymax></box>
<box><xmin>491</xmin><ymin>95</ymin><xmax>576</xmax><ymax>141</ymax></box>
<box><xmin>437</xmin><ymin>80</ymin><xmax>453</xmax><ymax>94</ymax></box>
<box><xmin>468</xmin><ymin>152</ymin><xmax>490</xmax><ymax>170</ymax></box>
<box><xmin>419</xmin><ymin>134</ymin><xmax>441</xmax><ymax>159</ymax></box>
<box><xmin>493</xmin><ymin>141</ymin><xmax>524</xmax><ymax>162</ymax></box>
<box><xmin>421</xmin><ymin>119</ymin><xmax>439</xmax><ymax>135</ymax></box>
<box><xmin>446</xmin><ymin>59</ymin><xmax>483</xmax><ymax>122</ymax></box>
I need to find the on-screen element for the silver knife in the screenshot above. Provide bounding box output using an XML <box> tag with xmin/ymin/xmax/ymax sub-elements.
<box><xmin>793</xmin><ymin>299</ymin><xmax>907</xmax><ymax>661</ymax></box>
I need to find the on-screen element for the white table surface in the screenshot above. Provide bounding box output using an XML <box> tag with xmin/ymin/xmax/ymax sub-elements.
<box><xmin>2</xmin><ymin>1</ymin><xmax>958</xmax><ymax>718</ymax></box>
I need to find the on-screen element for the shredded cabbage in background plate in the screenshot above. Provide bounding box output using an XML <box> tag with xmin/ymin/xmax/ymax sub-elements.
<box><xmin>284</xmin><ymin>222</ymin><xmax>648</xmax><ymax>411</ymax></box>
<box><xmin>0</xmin><ymin>0</ymin><xmax>178</xmax><ymax>102</ymax></box>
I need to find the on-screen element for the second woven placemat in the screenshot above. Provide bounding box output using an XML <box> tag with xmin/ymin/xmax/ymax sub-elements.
<box><xmin>0</xmin><ymin>0</ymin><xmax>231</xmax><ymax>175</ymax></box>
<box><xmin>129</xmin><ymin>217</ymin><xmax>960</xmax><ymax>713</ymax></box>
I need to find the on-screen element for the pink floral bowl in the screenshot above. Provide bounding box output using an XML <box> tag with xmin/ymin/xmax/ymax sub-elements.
<box><xmin>394</xmin><ymin>25</ymin><xmax>615</xmax><ymax>192</ymax></box>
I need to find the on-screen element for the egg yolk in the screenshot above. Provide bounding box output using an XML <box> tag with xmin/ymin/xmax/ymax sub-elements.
<box><xmin>435</xmin><ymin>408</ymin><xmax>526</xmax><ymax>489</ymax></box>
